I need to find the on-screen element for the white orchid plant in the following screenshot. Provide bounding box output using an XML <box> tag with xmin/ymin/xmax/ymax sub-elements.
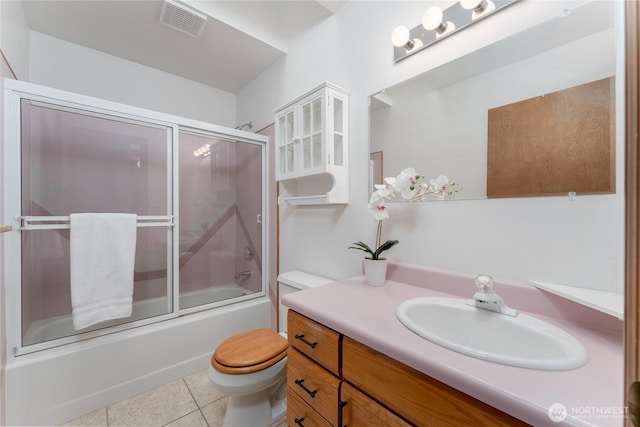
<box><xmin>349</xmin><ymin>168</ymin><xmax>459</xmax><ymax>260</ymax></box>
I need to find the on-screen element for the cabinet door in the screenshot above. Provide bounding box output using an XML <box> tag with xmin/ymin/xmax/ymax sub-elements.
<box><xmin>288</xmin><ymin>348</ymin><xmax>340</xmax><ymax>425</ymax></box>
<box><xmin>287</xmin><ymin>386</ymin><xmax>334</xmax><ymax>427</ymax></box>
<box><xmin>327</xmin><ymin>89</ymin><xmax>347</xmax><ymax>168</ymax></box>
<box><xmin>288</xmin><ymin>310</ymin><xmax>340</xmax><ymax>375</ymax></box>
<box><xmin>298</xmin><ymin>92</ymin><xmax>325</xmax><ymax>176</ymax></box>
<box><xmin>275</xmin><ymin>105</ymin><xmax>297</xmax><ymax>180</ymax></box>
<box><xmin>342</xmin><ymin>337</ymin><xmax>529</xmax><ymax>427</ymax></box>
<box><xmin>340</xmin><ymin>382</ymin><xmax>410</xmax><ymax>427</ymax></box>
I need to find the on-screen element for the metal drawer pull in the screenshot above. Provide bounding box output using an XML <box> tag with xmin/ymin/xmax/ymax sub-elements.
<box><xmin>295</xmin><ymin>334</ymin><xmax>318</xmax><ymax>349</ymax></box>
<box><xmin>339</xmin><ymin>400</ymin><xmax>348</xmax><ymax>427</ymax></box>
<box><xmin>294</xmin><ymin>379</ymin><xmax>318</xmax><ymax>398</ymax></box>
<box><xmin>294</xmin><ymin>417</ymin><xmax>305</xmax><ymax>426</ymax></box>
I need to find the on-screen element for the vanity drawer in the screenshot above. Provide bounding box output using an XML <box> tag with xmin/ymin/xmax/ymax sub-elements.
<box><xmin>342</xmin><ymin>336</ymin><xmax>530</xmax><ymax>427</ymax></box>
<box><xmin>340</xmin><ymin>382</ymin><xmax>411</xmax><ymax>427</ymax></box>
<box><xmin>287</xmin><ymin>386</ymin><xmax>334</xmax><ymax>427</ymax></box>
<box><xmin>288</xmin><ymin>310</ymin><xmax>340</xmax><ymax>375</ymax></box>
<box><xmin>288</xmin><ymin>347</ymin><xmax>340</xmax><ymax>425</ymax></box>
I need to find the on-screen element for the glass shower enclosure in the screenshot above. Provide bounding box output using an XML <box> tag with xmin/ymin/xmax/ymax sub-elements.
<box><xmin>3</xmin><ymin>80</ymin><xmax>267</xmax><ymax>355</ymax></box>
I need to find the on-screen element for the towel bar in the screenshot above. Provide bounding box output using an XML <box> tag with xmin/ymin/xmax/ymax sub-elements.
<box><xmin>16</xmin><ymin>215</ymin><xmax>175</xmax><ymax>231</ymax></box>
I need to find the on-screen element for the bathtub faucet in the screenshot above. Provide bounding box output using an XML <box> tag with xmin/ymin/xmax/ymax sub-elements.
<box><xmin>235</xmin><ymin>270</ymin><xmax>252</xmax><ymax>279</ymax></box>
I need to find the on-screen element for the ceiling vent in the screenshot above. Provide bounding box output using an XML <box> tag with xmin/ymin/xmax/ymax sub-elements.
<box><xmin>160</xmin><ymin>0</ymin><xmax>207</xmax><ymax>37</ymax></box>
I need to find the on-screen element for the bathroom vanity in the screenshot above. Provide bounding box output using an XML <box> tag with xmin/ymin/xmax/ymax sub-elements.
<box><xmin>287</xmin><ymin>310</ymin><xmax>525</xmax><ymax>426</ymax></box>
<box><xmin>282</xmin><ymin>263</ymin><xmax>624</xmax><ymax>426</ymax></box>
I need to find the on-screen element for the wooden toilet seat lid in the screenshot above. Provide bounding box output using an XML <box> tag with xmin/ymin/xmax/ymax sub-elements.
<box><xmin>212</xmin><ymin>328</ymin><xmax>289</xmax><ymax>374</ymax></box>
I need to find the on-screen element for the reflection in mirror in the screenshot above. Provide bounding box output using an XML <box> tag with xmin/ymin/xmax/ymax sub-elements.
<box><xmin>370</xmin><ymin>0</ymin><xmax>615</xmax><ymax>201</ymax></box>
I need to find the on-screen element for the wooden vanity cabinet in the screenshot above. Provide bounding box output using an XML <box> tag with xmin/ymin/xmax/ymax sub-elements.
<box><xmin>287</xmin><ymin>311</ymin><xmax>341</xmax><ymax>426</ymax></box>
<box><xmin>287</xmin><ymin>309</ymin><xmax>340</xmax><ymax>375</ymax></box>
<box><xmin>339</xmin><ymin>382</ymin><xmax>410</xmax><ymax>427</ymax></box>
<box><xmin>342</xmin><ymin>336</ymin><xmax>529</xmax><ymax>427</ymax></box>
<box><xmin>287</xmin><ymin>387</ymin><xmax>334</xmax><ymax>427</ymax></box>
<box><xmin>287</xmin><ymin>311</ymin><xmax>529</xmax><ymax>427</ymax></box>
<box><xmin>288</xmin><ymin>348</ymin><xmax>340</xmax><ymax>425</ymax></box>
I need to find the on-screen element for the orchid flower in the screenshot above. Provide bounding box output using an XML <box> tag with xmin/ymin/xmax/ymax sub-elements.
<box><xmin>350</xmin><ymin>167</ymin><xmax>459</xmax><ymax>260</ymax></box>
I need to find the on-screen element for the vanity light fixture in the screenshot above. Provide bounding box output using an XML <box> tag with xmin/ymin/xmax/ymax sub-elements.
<box><xmin>392</xmin><ymin>0</ymin><xmax>518</xmax><ymax>62</ymax></box>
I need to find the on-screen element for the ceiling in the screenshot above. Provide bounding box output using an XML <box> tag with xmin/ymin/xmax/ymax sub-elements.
<box><xmin>21</xmin><ymin>0</ymin><xmax>348</xmax><ymax>93</ymax></box>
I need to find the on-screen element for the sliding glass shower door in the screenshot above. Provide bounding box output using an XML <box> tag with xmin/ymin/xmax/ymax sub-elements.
<box><xmin>18</xmin><ymin>98</ymin><xmax>175</xmax><ymax>347</ymax></box>
<box><xmin>178</xmin><ymin>130</ymin><xmax>263</xmax><ymax>310</ymax></box>
<box><xmin>4</xmin><ymin>80</ymin><xmax>267</xmax><ymax>354</ymax></box>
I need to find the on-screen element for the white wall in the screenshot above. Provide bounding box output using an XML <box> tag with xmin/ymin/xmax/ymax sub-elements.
<box><xmin>29</xmin><ymin>31</ymin><xmax>237</xmax><ymax>126</ymax></box>
<box><xmin>237</xmin><ymin>0</ymin><xmax>625</xmax><ymax>293</ymax></box>
<box><xmin>0</xmin><ymin>0</ymin><xmax>29</xmax><ymax>80</ymax></box>
<box><xmin>0</xmin><ymin>2</ymin><xmax>29</xmax><ymax>424</ymax></box>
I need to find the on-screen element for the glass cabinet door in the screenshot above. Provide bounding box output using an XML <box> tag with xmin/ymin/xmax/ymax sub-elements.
<box><xmin>332</xmin><ymin>96</ymin><xmax>345</xmax><ymax>167</ymax></box>
<box><xmin>276</xmin><ymin>108</ymin><xmax>296</xmax><ymax>178</ymax></box>
<box><xmin>299</xmin><ymin>95</ymin><xmax>324</xmax><ymax>175</ymax></box>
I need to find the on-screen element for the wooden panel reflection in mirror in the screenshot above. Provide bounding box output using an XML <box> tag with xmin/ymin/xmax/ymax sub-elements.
<box><xmin>487</xmin><ymin>77</ymin><xmax>615</xmax><ymax>198</ymax></box>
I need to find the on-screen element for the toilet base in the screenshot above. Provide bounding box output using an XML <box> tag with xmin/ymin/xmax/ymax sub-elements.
<box><xmin>221</xmin><ymin>376</ymin><xmax>287</xmax><ymax>427</ymax></box>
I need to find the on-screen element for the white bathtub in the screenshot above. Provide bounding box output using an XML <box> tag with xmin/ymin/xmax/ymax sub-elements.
<box><xmin>22</xmin><ymin>285</ymin><xmax>253</xmax><ymax>347</ymax></box>
<box><xmin>6</xmin><ymin>292</ymin><xmax>270</xmax><ymax>426</ymax></box>
<box><xmin>179</xmin><ymin>284</ymin><xmax>252</xmax><ymax>309</ymax></box>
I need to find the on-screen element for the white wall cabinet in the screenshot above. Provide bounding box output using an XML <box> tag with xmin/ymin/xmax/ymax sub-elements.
<box><xmin>274</xmin><ymin>82</ymin><xmax>349</xmax><ymax>205</ymax></box>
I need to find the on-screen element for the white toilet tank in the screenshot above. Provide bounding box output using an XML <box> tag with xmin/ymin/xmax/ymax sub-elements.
<box><xmin>277</xmin><ymin>271</ymin><xmax>333</xmax><ymax>333</ymax></box>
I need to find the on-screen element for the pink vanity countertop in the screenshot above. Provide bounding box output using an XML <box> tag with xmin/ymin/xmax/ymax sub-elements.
<box><xmin>282</xmin><ymin>265</ymin><xmax>624</xmax><ymax>427</ymax></box>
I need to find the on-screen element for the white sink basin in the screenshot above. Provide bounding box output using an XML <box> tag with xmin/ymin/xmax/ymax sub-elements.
<box><xmin>396</xmin><ymin>297</ymin><xmax>588</xmax><ymax>370</ymax></box>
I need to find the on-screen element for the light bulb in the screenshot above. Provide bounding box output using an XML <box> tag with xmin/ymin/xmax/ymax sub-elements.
<box><xmin>391</xmin><ymin>26</ymin><xmax>410</xmax><ymax>48</ymax></box>
<box><xmin>410</xmin><ymin>38</ymin><xmax>424</xmax><ymax>51</ymax></box>
<box><xmin>460</xmin><ymin>0</ymin><xmax>482</xmax><ymax>10</ymax></box>
<box><xmin>422</xmin><ymin>7</ymin><xmax>444</xmax><ymax>31</ymax></box>
<box><xmin>461</xmin><ymin>0</ymin><xmax>495</xmax><ymax>18</ymax></box>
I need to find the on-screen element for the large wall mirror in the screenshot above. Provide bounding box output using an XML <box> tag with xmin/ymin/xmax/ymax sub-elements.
<box><xmin>369</xmin><ymin>0</ymin><xmax>615</xmax><ymax>201</ymax></box>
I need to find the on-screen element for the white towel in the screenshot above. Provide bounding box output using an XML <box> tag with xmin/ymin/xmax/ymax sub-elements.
<box><xmin>70</xmin><ymin>213</ymin><xmax>137</xmax><ymax>330</ymax></box>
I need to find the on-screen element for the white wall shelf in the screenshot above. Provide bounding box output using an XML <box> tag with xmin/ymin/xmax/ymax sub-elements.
<box><xmin>529</xmin><ymin>280</ymin><xmax>623</xmax><ymax>319</ymax></box>
<box><xmin>274</xmin><ymin>82</ymin><xmax>349</xmax><ymax>205</ymax></box>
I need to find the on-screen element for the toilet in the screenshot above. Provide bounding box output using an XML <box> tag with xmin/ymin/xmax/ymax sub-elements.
<box><xmin>208</xmin><ymin>271</ymin><xmax>333</xmax><ymax>427</ymax></box>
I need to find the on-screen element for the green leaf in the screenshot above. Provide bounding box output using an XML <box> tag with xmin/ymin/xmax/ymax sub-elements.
<box><xmin>348</xmin><ymin>241</ymin><xmax>375</xmax><ymax>257</ymax></box>
<box><xmin>373</xmin><ymin>239</ymin><xmax>399</xmax><ymax>259</ymax></box>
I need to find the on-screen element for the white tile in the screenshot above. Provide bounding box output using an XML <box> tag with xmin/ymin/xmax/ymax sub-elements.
<box><xmin>164</xmin><ymin>410</ymin><xmax>208</xmax><ymax>427</ymax></box>
<box><xmin>60</xmin><ymin>408</ymin><xmax>108</xmax><ymax>426</ymax></box>
<box><xmin>269</xmin><ymin>415</ymin><xmax>287</xmax><ymax>427</ymax></box>
<box><xmin>200</xmin><ymin>396</ymin><xmax>229</xmax><ymax>427</ymax></box>
<box><xmin>107</xmin><ymin>379</ymin><xmax>197</xmax><ymax>427</ymax></box>
<box><xmin>183</xmin><ymin>369</ymin><xmax>226</xmax><ymax>408</ymax></box>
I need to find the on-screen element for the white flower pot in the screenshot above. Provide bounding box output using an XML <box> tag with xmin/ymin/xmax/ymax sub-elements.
<box><xmin>363</xmin><ymin>258</ymin><xmax>388</xmax><ymax>287</ymax></box>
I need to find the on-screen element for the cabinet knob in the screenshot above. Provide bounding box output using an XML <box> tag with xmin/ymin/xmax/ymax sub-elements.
<box><xmin>294</xmin><ymin>417</ymin><xmax>305</xmax><ymax>426</ymax></box>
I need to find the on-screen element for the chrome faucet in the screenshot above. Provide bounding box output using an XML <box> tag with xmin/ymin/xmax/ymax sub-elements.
<box><xmin>465</xmin><ymin>274</ymin><xmax>518</xmax><ymax>317</ymax></box>
<box><xmin>235</xmin><ymin>270</ymin><xmax>252</xmax><ymax>279</ymax></box>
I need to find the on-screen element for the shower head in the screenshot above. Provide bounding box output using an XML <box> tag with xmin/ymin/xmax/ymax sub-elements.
<box><xmin>235</xmin><ymin>122</ymin><xmax>253</xmax><ymax>131</ymax></box>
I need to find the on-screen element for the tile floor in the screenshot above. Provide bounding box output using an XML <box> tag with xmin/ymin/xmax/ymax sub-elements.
<box><xmin>60</xmin><ymin>369</ymin><xmax>287</xmax><ymax>427</ymax></box>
